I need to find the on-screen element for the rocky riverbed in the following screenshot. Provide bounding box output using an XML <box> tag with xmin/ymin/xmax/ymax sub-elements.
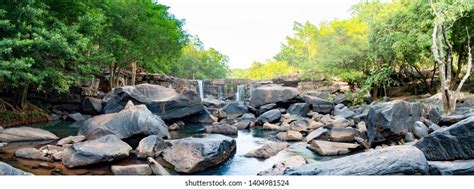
<box><xmin>1</xmin><ymin>83</ymin><xmax>473</xmax><ymax>175</ymax></box>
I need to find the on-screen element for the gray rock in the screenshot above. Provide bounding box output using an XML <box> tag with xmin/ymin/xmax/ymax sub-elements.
<box><xmin>111</xmin><ymin>164</ymin><xmax>152</xmax><ymax>175</ymax></box>
<box><xmin>0</xmin><ymin>162</ymin><xmax>32</xmax><ymax>175</ymax></box>
<box><xmin>0</xmin><ymin>142</ymin><xmax>7</xmax><ymax>148</ymax></box>
<box><xmin>79</xmin><ymin>102</ymin><xmax>169</xmax><ymax>140</ymax></box>
<box><xmin>15</xmin><ymin>147</ymin><xmax>51</xmax><ymax>161</ymax></box>
<box><xmin>286</xmin><ymin>145</ymin><xmax>428</xmax><ymax>175</ymax></box>
<box><xmin>201</xmin><ymin>98</ymin><xmax>226</xmax><ymax>108</ymax></box>
<box><xmin>366</xmin><ymin>101</ymin><xmax>430</xmax><ymax>145</ymax></box>
<box><xmin>429</xmin><ymin>108</ymin><xmax>442</xmax><ymax>124</ymax></box>
<box><xmin>205</xmin><ymin>125</ymin><xmax>238</xmax><ymax>135</ymax></box>
<box><xmin>162</xmin><ymin>135</ymin><xmax>236</xmax><ymax>173</ymax></box>
<box><xmin>308</xmin><ymin>140</ymin><xmax>359</xmax><ymax>156</ymax></box>
<box><xmin>276</xmin><ymin>130</ymin><xmax>303</xmax><ymax>141</ymax></box>
<box><xmin>303</xmin><ymin>95</ymin><xmax>334</xmax><ymax>114</ymax></box>
<box><xmin>57</xmin><ymin>135</ymin><xmax>86</xmax><ymax>146</ymax></box>
<box><xmin>257</xmin><ymin>109</ymin><xmax>281</xmax><ymax>124</ymax></box>
<box><xmin>102</xmin><ymin>84</ymin><xmax>204</xmax><ymax>120</ymax></box>
<box><xmin>258</xmin><ymin>103</ymin><xmax>277</xmax><ymax>114</ymax></box>
<box><xmin>428</xmin><ymin>160</ymin><xmax>474</xmax><ymax>175</ymax></box>
<box><xmin>306</xmin><ymin>127</ymin><xmax>330</xmax><ymax>142</ymax></box>
<box><xmin>0</xmin><ymin>127</ymin><xmax>58</xmax><ymax>142</ymax></box>
<box><xmin>289</xmin><ymin>119</ymin><xmax>309</xmax><ymax>132</ymax></box>
<box><xmin>136</xmin><ymin>135</ymin><xmax>166</xmax><ymax>159</ymax></box>
<box><xmin>330</xmin><ymin>128</ymin><xmax>357</xmax><ymax>142</ymax></box>
<box><xmin>62</xmin><ymin>135</ymin><xmax>132</xmax><ymax>168</ymax></box>
<box><xmin>415</xmin><ymin>116</ymin><xmax>474</xmax><ymax>161</ymax></box>
<box><xmin>218</xmin><ymin>102</ymin><xmax>249</xmax><ymax>119</ymax></box>
<box><xmin>334</xmin><ymin>104</ymin><xmax>355</xmax><ymax>119</ymax></box>
<box><xmin>287</xmin><ymin>103</ymin><xmax>310</xmax><ymax>117</ymax></box>
<box><xmin>147</xmin><ymin>157</ymin><xmax>170</xmax><ymax>175</ymax></box>
<box><xmin>185</xmin><ymin>108</ymin><xmax>217</xmax><ymax>124</ymax></box>
<box><xmin>428</xmin><ymin>124</ymin><xmax>441</xmax><ymax>133</ymax></box>
<box><xmin>81</xmin><ymin>97</ymin><xmax>103</xmax><ymax>115</ymax></box>
<box><xmin>404</xmin><ymin>132</ymin><xmax>415</xmax><ymax>142</ymax></box>
<box><xmin>245</xmin><ymin>142</ymin><xmax>289</xmax><ymax>159</ymax></box>
<box><xmin>66</xmin><ymin>113</ymin><xmax>86</xmax><ymax>122</ymax></box>
<box><xmin>413</xmin><ymin>121</ymin><xmax>429</xmax><ymax>139</ymax></box>
<box><xmin>331</xmin><ymin>116</ymin><xmax>353</xmax><ymax>128</ymax></box>
<box><xmin>250</xmin><ymin>85</ymin><xmax>300</xmax><ymax>108</ymax></box>
<box><xmin>258</xmin><ymin>156</ymin><xmax>307</xmax><ymax>175</ymax></box>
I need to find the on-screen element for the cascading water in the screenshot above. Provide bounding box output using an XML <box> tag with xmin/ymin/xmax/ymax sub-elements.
<box><xmin>217</xmin><ymin>85</ymin><xmax>224</xmax><ymax>100</ymax></box>
<box><xmin>235</xmin><ymin>85</ymin><xmax>245</xmax><ymax>101</ymax></box>
<box><xmin>197</xmin><ymin>80</ymin><xmax>204</xmax><ymax>99</ymax></box>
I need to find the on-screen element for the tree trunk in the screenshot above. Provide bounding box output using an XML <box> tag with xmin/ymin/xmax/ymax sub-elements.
<box><xmin>131</xmin><ymin>61</ymin><xmax>137</xmax><ymax>86</ymax></box>
<box><xmin>15</xmin><ymin>85</ymin><xmax>29</xmax><ymax>110</ymax></box>
<box><xmin>109</xmin><ymin>63</ymin><xmax>115</xmax><ymax>91</ymax></box>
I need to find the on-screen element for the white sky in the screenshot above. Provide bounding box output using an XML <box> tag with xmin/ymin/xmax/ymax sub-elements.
<box><xmin>159</xmin><ymin>0</ymin><xmax>361</xmax><ymax>69</ymax></box>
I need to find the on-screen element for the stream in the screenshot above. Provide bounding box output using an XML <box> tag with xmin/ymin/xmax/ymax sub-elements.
<box><xmin>0</xmin><ymin>121</ymin><xmax>335</xmax><ymax>175</ymax></box>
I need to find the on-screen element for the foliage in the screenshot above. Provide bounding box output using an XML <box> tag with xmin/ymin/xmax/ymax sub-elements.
<box><xmin>230</xmin><ymin>60</ymin><xmax>299</xmax><ymax>80</ymax></box>
<box><xmin>172</xmin><ymin>36</ymin><xmax>229</xmax><ymax>80</ymax></box>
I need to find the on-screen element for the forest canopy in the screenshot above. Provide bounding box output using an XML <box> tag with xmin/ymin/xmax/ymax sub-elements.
<box><xmin>0</xmin><ymin>0</ymin><xmax>228</xmax><ymax>108</ymax></box>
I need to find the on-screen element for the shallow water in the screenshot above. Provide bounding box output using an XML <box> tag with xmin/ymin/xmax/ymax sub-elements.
<box><xmin>1</xmin><ymin>121</ymin><xmax>334</xmax><ymax>175</ymax></box>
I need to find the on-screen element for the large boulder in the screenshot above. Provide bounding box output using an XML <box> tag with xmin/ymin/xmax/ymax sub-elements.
<box><xmin>258</xmin><ymin>156</ymin><xmax>307</xmax><ymax>176</ymax></box>
<box><xmin>147</xmin><ymin>157</ymin><xmax>170</xmax><ymax>175</ymax></box>
<box><xmin>244</xmin><ymin>142</ymin><xmax>288</xmax><ymax>159</ymax></box>
<box><xmin>249</xmin><ymin>85</ymin><xmax>300</xmax><ymax>108</ymax></box>
<box><xmin>102</xmin><ymin>84</ymin><xmax>204</xmax><ymax>120</ymax></box>
<box><xmin>79</xmin><ymin>102</ymin><xmax>169</xmax><ymax>140</ymax></box>
<box><xmin>62</xmin><ymin>135</ymin><xmax>132</xmax><ymax>168</ymax></box>
<box><xmin>287</xmin><ymin>103</ymin><xmax>310</xmax><ymax>117</ymax></box>
<box><xmin>428</xmin><ymin>160</ymin><xmax>474</xmax><ymax>175</ymax></box>
<box><xmin>217</xmin><ymin>102</ymin><xmax>249</xmax><ymax>119</ymax></box>
<box><xmin>0</xmin><ymin>127</ymin><xmax>58</xmax><ymax>142</ymax></box>
<box><xmin>162</xmin><ymin>135</ymin><xmax>236</xmax><ymax>173</ymax></box>
<box><xmin>286</xmin><ymin>145</ymin><xmax>429</xmax><ymax>175</ymax></box>
<box><xmin>303</xmin><ymin>95</ymin><xmax>334</xmax><ymax>114</ymax></box>
<box><xmin>415</xmin><ymin>116</ymin><xmax>474</xmax><ymax>161</ymax></box>
<box><xmin>136</xmin><ymin>135</ymin><xmax>166</xmax><ymax>159</ymax></box>
<box><xmin>366</xmin><ymin>100</ymin><xmax>430</xmax><ymax>145</ymax></box>
<box><xmin>0</xmin><ymin>162</ymin><xmax>32</xmax><ymax>175</ymax></box>
<box><xmin>257</xmin><ymin>109</ymin><xmax>281</xmax><ymax>124</ymax></box>
<box><xmin>308</xmin><ymin>140</ymin><xmax>359</xmax><ymax>156</ymax></box>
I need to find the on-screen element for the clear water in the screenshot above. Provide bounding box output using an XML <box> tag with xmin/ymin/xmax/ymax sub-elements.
<box><xmin>10</xmin><ymin>121</ymin><xmax>333</xmax><ymax>175</ymax></box>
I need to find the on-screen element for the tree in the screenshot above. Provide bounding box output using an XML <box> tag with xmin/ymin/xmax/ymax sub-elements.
<box><xmin>171</xmin><ymin>36</ymin><xmax>229</xmax><ymax>80</ymax></box>
<box><xmin>231</xmin><ymin>60</ymin><xmax>299</xmax><ymax>80</ymax></box>
<box><xmin>275</xmin><ymin>21</ymin><xmax>319</xmax><ymax>69</ymax></box>
<box><xmin>97</xmin><ymin>0</ymin><xmax>186</xmax><ymax>88</ymax></box>
<box><xmin>0</xmin><ymin>0</ymin><xmax>96</xmax><ymax>109</ymax></box>
<box><xmin>430</xmin><ymin>0</ymin><xmax>473</xmax><ymax>114</ymax></box>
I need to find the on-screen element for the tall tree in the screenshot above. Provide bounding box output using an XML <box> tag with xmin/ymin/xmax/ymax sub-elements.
<box><xmin>430</xmin><ymin>0</ymin><xmax>473</xmax><ymax>114</ymax></box>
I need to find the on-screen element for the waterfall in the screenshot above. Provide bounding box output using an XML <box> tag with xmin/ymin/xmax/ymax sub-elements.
<box><xmin>235</xmin><ymin>85</ymin><xmax>245</xmax><ymax>101</ymax></box>
<box><xmin>218</xmin><ymin>85</ymin><xmax>224</xmax><ymax>100</ymax></box>
<box><xmin>197</xmin><ymin>80</ymin><xmax>204</xmax><ymax>99</ymax></box>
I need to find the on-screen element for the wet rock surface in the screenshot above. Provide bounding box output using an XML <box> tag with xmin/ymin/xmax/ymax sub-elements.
<box><xmin>0</xmin><ymin>127</ymin><xmax>59</xmax><ymax>142</ymax></box>
<box><xmin>79</xmin><ymin>102</ymin><xmax>169</xmax><ymax>140</ymax></box>
<box><xmin>102</xmin><ymin>84</ymin><xmax>204</xmax><ymax>120</ymax></box>
<box><xmin>62</xmin><ymin>135</ymin><xmax>132</xmax><ymax>168</ymax></box>
<box><xmin>415</xmin><ymin>116</ymin><xmax>474</xmax><ymax>161</ymax></box>
<box><xmin>286</xmin><ymin>145</ymin><xmax>429</xmax><ymax>175</ymax></box>
<box><xmin>162</xmin><ymin>135</ymin><xmax>236</xmax><ymax>173</ymax></box>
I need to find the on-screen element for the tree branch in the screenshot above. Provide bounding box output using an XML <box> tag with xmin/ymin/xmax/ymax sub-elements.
<box><xmin>456</xmin><ymin>27</ymin><xmax>472</xmax><ymax>93</ymax></box>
